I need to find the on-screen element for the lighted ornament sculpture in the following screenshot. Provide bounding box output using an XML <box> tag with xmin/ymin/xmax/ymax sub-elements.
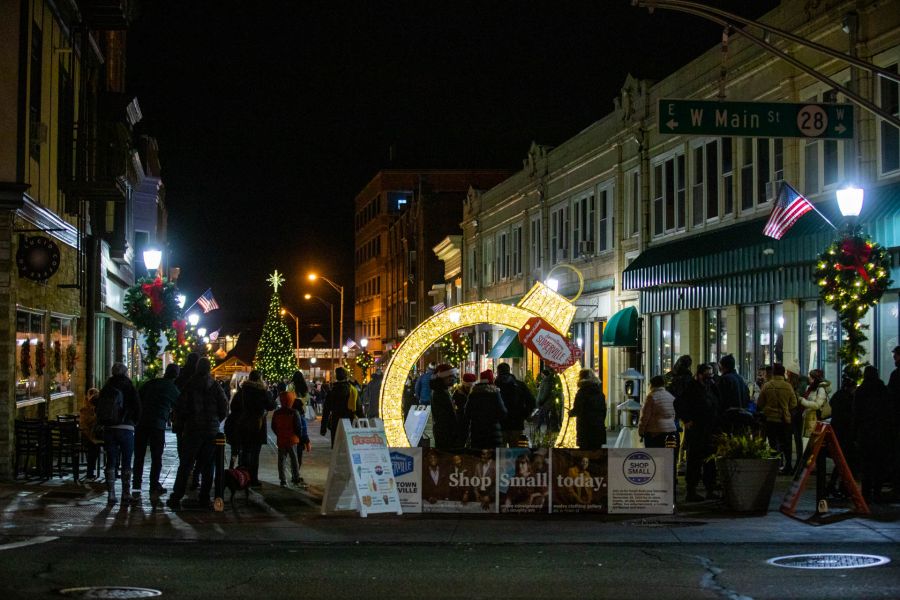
<box><xmin>379</xmin><ymin>281</ymin><xmax>581</xmax><ymax>447</ymax></box>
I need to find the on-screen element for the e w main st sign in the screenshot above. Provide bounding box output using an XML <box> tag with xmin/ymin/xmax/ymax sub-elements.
<box><xmin>659</xmin><ymin>99</ymin><xmax>854</xmax><ymax>139</ymax></box>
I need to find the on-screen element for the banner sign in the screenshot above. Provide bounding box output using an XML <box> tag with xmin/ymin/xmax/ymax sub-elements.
<box><xmin>518</xmin><ymin>316</ymin><xmax>582</xmax><ymax>372</ymax></box>
<box><xmin>321</xmin><ymin>419</ymin><xmax>402</xmax><ymax>517</ymax></box>
<box><xmin>421</xmin><ymin>449</ymin><xmax>497</xmax><ymax>513</ymax></box>
<box><xmin>498</xmin><ymin>448</ymin><xmax>550</xmax><ymax>513</ymax></box>
<box><xmin>390</xmin><ymin>448</ymin><xmax>422</xmax><ymax>513</ymax></box>
<box><xmin>607</xmin><ymin>448</ymin><xmax>674</xmax><ymax>514</ymax></box>
<box><xmin>551</xmin><ymin>450</ymin><xmax>608</xmax><ymax>513</ymax></box>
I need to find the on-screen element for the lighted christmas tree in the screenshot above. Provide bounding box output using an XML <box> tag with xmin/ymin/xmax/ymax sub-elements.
<box><xmin>254</xmin><ymin>270</ymin><xmax>295</xmax><ymax>383</ymax></box>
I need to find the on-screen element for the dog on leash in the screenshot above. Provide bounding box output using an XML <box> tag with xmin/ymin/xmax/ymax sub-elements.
<box><xmin>223</xmin><ymin>467</ymin><xmax>252</xmax><ymax>508</ymax></box>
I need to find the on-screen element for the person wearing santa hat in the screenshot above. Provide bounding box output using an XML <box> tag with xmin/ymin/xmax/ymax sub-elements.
<box><xmin>463</xmin><ymin>369</ymin><xmax>507</xmax><ymax>449</ymax></box>
<box><xmin>430</xmin><ymin>364</ymin><xmax>460</xmax><ymax>449</ymax></box>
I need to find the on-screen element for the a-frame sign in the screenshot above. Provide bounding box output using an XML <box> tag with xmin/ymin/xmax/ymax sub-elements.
<box><xmin>780</xmin><ymin>421</ymin><xmax>869</xmax><ymax>517</ymax></box>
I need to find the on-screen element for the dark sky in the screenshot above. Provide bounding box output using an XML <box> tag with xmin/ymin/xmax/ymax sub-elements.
<box><xmin>126</xmin><ymin>1</ymin><xmax>779</xmax><ymax>349</ymax></box>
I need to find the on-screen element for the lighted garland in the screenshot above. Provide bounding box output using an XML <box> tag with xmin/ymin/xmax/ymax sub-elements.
<box><xmin>814</xmin><ymin>225</ymin><xmax>892</xmax><ymax>379</ymax></box>
<box><xmin>124</xmin><ymin>276</ymin><xmax>183</xmax><ymax>378</ymax></box>
<box><xmin>438</xmin><ymin>331</ymin><xmax>471</xmax><ymax>368</ymax></box>
<box><xmin>355</xmin><ymin>350</ymin><xmax>375</xmax><ymax>373</ymax></box>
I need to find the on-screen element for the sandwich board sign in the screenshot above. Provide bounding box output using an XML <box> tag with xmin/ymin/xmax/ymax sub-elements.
<box><xmin>321</xmin><ymin>418</ymin><xmax>403</xmax><ymax>517</ymax></box>
<box><xmin>404</xmin><ymin>405</ymin><xmax>432</xmax><ymax>447</ymax></box>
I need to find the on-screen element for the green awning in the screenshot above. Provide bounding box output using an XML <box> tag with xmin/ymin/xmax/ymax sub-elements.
<box><xmin>602</xmin><ymin>307</ymin><xmax>638</xmax><ymax>347</ymax></box>
<box><xmin>488</xmin><ymin>328</ymin><xmax>524</xmax><ymax>359</ymax></box>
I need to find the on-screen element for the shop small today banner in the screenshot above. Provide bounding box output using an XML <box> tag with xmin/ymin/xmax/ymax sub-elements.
<box><xmin>389</xmin><ymin>448</ymin><xmax>673</xmax><ymax>514</ymax></box>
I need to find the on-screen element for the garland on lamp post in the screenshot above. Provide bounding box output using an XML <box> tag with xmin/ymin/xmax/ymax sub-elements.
<box><xmin>124</xmin><ymin>276</ymin><xmax>183</xmax><ymax>378</ymax></box>
<box><xmin>355</xmin><ymin>350</ymin><xmax>375</xmax><ymax>382</ymax></box>
<box><xmin>814</xmin><ymin>224</ymin><xmax>892</xmax><ymax>380</ymax></box>
<box><xmin>439</xmin><ymin>331</ymin><xmax>471</xmax><ymax>369</ymax></box>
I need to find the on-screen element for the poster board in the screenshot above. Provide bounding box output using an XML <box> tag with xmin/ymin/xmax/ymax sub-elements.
<box><xmin>551</xmin><ymin>450</ymin><xmax>608</xmax><ymax>513</ymax></box>
<box><xmin>321</xmin><ymin>418</ymin><xmax>403</xmax><ymax>517</ymax></box>
<box><xmin>607</xmin><ymin>448</ymin><xmax>674</xmax><ymax>514</ymax></box>
<box><xmin>421</xmin><ymin>449</ymin><xmax>497</xmax><ymax>513</ymax></box>
<box><xmin>498</xmin><ymin>448</ymin><xmax>550</xmax><ymax>513</ymax></box>
<box><xmin>404</xmin><ymin>405</ymin><xmax>432</xmax><ymax>447</ymax></box>
<box><xmin>390</xmin><ymin>448</ymin><xmax>422</xmax><ymax>513</ymax></box>
<box><xmin>780</xmin><ymin>421</ymin><xmax>869</xmax><ymax>517</ymax></box>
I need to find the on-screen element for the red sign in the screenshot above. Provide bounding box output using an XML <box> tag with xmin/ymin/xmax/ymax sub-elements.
<box><xmin>518</xmin><ymin>317</ymin><xmax>582</xmax><ymax>372</ymax></box>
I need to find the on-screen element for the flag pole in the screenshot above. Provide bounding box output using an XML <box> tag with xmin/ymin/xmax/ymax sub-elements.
<box><xmin>184</xmin><ymin>288</ymin><xmax>210</xmax><ymax>314</ymax></box>
<box><xmin>810</xmin><ymin>203</ymin><xmax>838</xmax><ymax>231</ymax></box>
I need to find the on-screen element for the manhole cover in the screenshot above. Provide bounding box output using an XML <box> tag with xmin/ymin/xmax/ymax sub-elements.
<box><xmin>767</xmin><ymin>554</ymin><xmax>891</xmax><ymax>570</ymax></box>
<box><xmin>59</xmin><ymin>587</ymin><xmax>162</xmax><ymax>598</ymax></box>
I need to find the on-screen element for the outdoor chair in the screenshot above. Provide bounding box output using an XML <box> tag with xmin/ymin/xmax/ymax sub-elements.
<box><xmin>48</xmin><ymin>420</ymin><xmax>81</xmax><ymax>481</ymax></box>
<box><xmin>14</xmin><ymin>419</ymin><xmax>50</xmax><ymax>479</ymax></box>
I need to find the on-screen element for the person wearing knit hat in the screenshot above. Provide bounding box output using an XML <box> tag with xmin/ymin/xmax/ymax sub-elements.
<box><xmin>462</xmin><ymin>373</ymin><xmax>477</xmax><ymax>384</ymax></box>
<box><xmin>430</xmin><ymin>364</ymin><xmax>459</xmax><ymax>449</ymax></box>
<box><xmin>452</xmin><ymin>374</ymin><xmax>477</xmax><ymax>441</ymax></box>
<box><xmin>464</xmin><ymin>369</ymin><xmax>506</xmax><ymax>448</ymax></box>
<box><xmin>435</xmin><ymin>363</ymin><xmax>459</xmax><ymax>380</ymax></box>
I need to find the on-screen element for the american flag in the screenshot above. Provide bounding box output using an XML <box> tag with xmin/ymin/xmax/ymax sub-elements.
<box><xmin>431</xmin><ymin>302</ymin><xmax>446</xmax><ymax>313</ymax></box>
<box><xmin>196</xmin><ymin>288</ymin><xmax>219</xmax><ymax>313</ymax></box>
<box><xmin>344</xmin><ymin>338</ymin><xmax>357</xmax><ymax>349</ymax></box>
<box><xmin>763</xmin><ymin>182</ymin><xmax>814</xmax><ymax>240</ymax></box>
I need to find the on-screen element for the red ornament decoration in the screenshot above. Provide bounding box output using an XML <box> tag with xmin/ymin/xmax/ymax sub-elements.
<box><xmin>172</xmin><ymin>319</ymin><xmax>187</xmax><ymax>345</ymax></box>
<box><xmin>141</xmin><ymin>276</ymin><xmax>165</xmax><ymax>315</ymax></box>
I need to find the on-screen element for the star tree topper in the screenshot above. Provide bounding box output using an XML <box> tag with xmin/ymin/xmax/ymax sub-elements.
<box><xmin>267</xmin><ymin>269</ymin><xmax>285</xmax><ymax>292</ymax></box>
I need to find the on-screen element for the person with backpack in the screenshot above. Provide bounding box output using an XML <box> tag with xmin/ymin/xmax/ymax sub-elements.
<box><xmin>132</xmin><ymin>363</ymin><xmax>180</xmax><ymax>498</ymax></box>
<box><xmin>166</xmin><ymin>358</ymin><xmax>228</xmax><ymax>511</ymax></box>
<box><xmin>97</xmin><ymin>363</ymin><xmax>141</xmax><ymax>505</ymax></box>
<box><xmin>232</xmin><ymin>370</ymin><xmax>276</xmax><ymax>487</ymax></box>
<box><xmin>495</xmin><ymin>362</ymin><xmax>535</xmax><ymax>447</ymax></box>
<box><xmin>271</xmin><ymin>390</ymin><xmax>310</xmax><ymax>487</ymax></box>
<box><xmin>320</xmin><ymin>367</ymin><xmax>361</xmax><ymax>447</ymax></box>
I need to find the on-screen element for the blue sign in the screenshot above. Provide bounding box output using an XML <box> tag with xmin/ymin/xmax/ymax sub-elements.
<box><xmin>623</xmin><ymin>451</ymin><xmax>657</xmax><ymax>485</ymax></box>
<box><xmin>390</xmin><ymin>451</ymin><xmax>414</xmax><ymax>477</ymax></box>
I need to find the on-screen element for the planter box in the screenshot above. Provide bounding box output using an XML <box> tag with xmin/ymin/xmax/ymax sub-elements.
<box><xmin>718</xmin><ymin>458</ymin><xmax>779</xmax><ymax>512</ymax></box>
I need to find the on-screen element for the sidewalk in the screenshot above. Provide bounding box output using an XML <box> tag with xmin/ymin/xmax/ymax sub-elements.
<box><xmin>1</xmin><ymin>415</ymin><xmax>898</xmax><ymax>546</ymax></box>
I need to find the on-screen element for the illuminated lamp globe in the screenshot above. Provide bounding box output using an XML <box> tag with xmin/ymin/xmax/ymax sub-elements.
<box><xmin>836</xmin><ymin>184</ymin><xmax>864</xmax><ymax>217</ymax></box>
<box><xmin>545</xmin><ymin>277</ymin><xmax>559</xmax><ymax>292</ymax></box>
<box><xmin>197</xmin><ymin>327</ymin><xmax>207</xmax><ymax>337</ymax></box>
<box><xmin>143</xmin><ymin>248</ymin><xmax>162</xmax><ymax>272</ymax></box>
<box><xmin>360</xmin><ymin>338</ymin><xmax>368</xmax><ymax>348</ymax></box>
<box><xmin>188</xmin><ymin>313</ymin><xmax>200</xmax><ymax>327</ymax></box>
<box><xmin>310</xmin><ymin>357</ymin><xmax>317</xmax><ymax>365</ymax></box>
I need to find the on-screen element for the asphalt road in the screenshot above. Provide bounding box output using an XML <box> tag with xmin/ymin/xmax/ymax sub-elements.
<box><xmin>1</xmin><ymin>535</ymin><xmax>897</xmax><ymax>599</ymax></box>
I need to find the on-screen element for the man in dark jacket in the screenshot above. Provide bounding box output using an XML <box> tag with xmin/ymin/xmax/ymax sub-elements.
<box><xmin>167</xmin><ymin>358</ymin><xmax>227</xmax><ymax>510</ymax></box>
<box><xmin>569</xmin><ymin>368</ymin><xmax>607</xmax><ymax>450</ymax></box>
<box><xmin>888</xmin><ymin>346</ymin><xmax>900</xmax><ymax>498</ymax></box>
<box><xmin>463</xmin><ymin>370</ymin><xmax>507</xmax><ymax>449</ymax></box>
<box><xmin>495</xmin><ymin>363</ymin><xmax>535</xmax><ymax>448</ymax></box>
<box><xmin>101</xmin><ymin>362</ymin><xmax>141</xmax><ymax>504</ymax></box>
<box><xmin>233</xmin><ymin>370</ymin><xmax>276</xmax><ymax>486</ymax></box>
<box><xmin>132</xmin><ymin>363</ymin><xmax>180</xmax><ymax>498</ymax></box>
<box><xmin>430</xmin><ymin>364</ymin><xmax>459</xmax><ymax>449</ymax></box>
<box><xmin>716</xmin><ymin>354</ymin><xmax>750</xmax><ymax>426</ymax></box>
<box><xmin>676</xmin><ymin>363</ymin><xmax>720</xmax><ymax>501</ymax></box>
<box><xmin>321</xmin><ymin>367</ymin><xmax>359</xmax><ymax>447</ymax></box>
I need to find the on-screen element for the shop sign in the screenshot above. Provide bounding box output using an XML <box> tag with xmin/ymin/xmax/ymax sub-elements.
<box><xmin>16</xmin><ymin>235</ymin><xmax>61</xmax><ymax>282</ymax></box>
<box><xmin>518</xmin><ymin>316</ymin><xmax>582</xmax><ymax>372</ymax></box>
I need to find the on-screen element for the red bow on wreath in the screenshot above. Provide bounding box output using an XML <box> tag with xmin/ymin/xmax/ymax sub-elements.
<box><xmin>142</xmin><ymin>276</ymin><xmax>165</xmax><ymax>315</ymax></box>
<box><xmin>836</xmin><ymin>238</ymin><xmax>874</xmax><ymax>284</ymax></box>
<box><xmin>172</xmin><ymin>319</ymin><xmax>186</xmax><ymax>345</ymax></box>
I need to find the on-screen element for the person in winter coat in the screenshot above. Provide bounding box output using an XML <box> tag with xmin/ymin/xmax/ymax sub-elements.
<box><xmin>452</xmin><ymin>373</ymin><xmax>476</xmax><ymax>445</ymax></box>
<box><xmin>363</xmin><ymin>368</ymin><xmax>383</xmax><ymax>419</ymax></box>
<box><xmin>463</xmin><ymin>370</ymin><xmax>507</xmax><ymax>449</ymax></box>
<box><xmin>800</xmin><ymin>369</ymin><xmax>831</xmax><ymax>439</ymax></box>
<box><xmin>716</xmin><ymin>354</ymin><xmax>750</xmax><ymax>415</ymax></box>
<box><xmin>271</xmin><ymin>390</ymin><xmax>310</xmax><ymax>486</ymax></box>
<box><xmin>640</xmin><ymin>375</ymin><xmax>679</xmax><ymax>494</ymax></box>
<box><xmin>172</xmin><ymin>352</ymin><xmax>199</xmax><ymax>451</ymax></box>
<box><xmin>231</xmin><ymin>370</ymin><xmax>275</xmax><ymax>486</ymax></box>
<box><xmin>321</xmin><ymin>367</ymin><xmax>360</xmax><ymax>447</ymax></box>
<box><xmin>133</xmin><ymin>363</ymin><xmax>180</xmax><ymax>497</ymax></box>
<box><xmin>853</xmin><ymin>366</ymin><xmax>892</xmax><ymax>502</ymax></box>
<box><xmin>826</xmin><ymin>373</ymin><xmax>856</xmax><ymax>497</ymax></box>
<box><xmin>166</xmin><ymin>358</ymin><xmax>227</xmax><ymax>510</ymax></box>
<box><xmin>569</xmin><ymin>368</ymin><xmax>607</xmax><ymax>450</ymax></box>
<box><xmin>675</xmin><ymin>363</ymin><xmax>720</xmax><ymax>501</ymax></box>
<box><xmin>495</xmin><ymin>362</ymin><xmax>535</xmax><ymax>447</ymax></box>
<box><xmin>535</xmin><ymin>367</ymin><xmax>558</xmax><ymax>430</ymax></box>
<box><xmin>889</xmin><ymin>346</ymin><xmax>900</xmax><ymax>497</ymax></box>
<box><xmin>100</xmin><ymin>362</ymin><xmax>141</xmax><ymax>504</ymax></box>
<box><xmin>430</xmin><ymin>364</ymin><xmax>459</xmax><ymax>449</ymax></box>
<box><xmin>756</xmin><ymin>363</ymin><xmax>798</xmax><ymax>475</ymax></box>
<box><xmin>79</xmin><ymin>388</ymin><xmax>101</xmax><ymax>480</ymax></box>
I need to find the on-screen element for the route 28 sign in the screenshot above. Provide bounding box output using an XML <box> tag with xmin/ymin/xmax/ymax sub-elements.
<box><xmin>16</xmin><ymin>235</ymin><xmax>61</xmax><ymax>282</ymax></box>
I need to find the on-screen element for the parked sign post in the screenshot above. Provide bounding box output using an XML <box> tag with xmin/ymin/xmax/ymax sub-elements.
<box><xmin>658</xmin><ymin>99</ymin><xmax>854</xmax><ymax>139</ymax></box>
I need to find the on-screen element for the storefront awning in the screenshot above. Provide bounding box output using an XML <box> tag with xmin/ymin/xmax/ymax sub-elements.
<box><xmin>622</xmin><ymin>182</ymin><xmax>900</xmax><ymax>313</ymax></box>
<box><xmin>602</xmin><ymin>306</ymin><xmax>638</xmax><ymax>347</ymax></box>
<box><xmin>488</xmin><ymin>328</ymin><xmax>524</xmax><ymax>359</ymax></box>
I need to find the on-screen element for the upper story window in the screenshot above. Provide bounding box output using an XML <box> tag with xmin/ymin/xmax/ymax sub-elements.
<box><xmin>652</xmin><ymin>153</ymin><xmax>685</xmax><ymax>237</ymax></box>
<box><xmin>597</xmin><ymin>182</ymin><xmax>614</xmax><ymax>253</ymax></box>
<box><xmin>511</xmin><ymin>224</ymin><xmax>522</xmax><ymax>277</ymax></box>
<box><xmin>468</xmin><ymin>245</ymin><xmax>478</xmax><ymax>289</ymax></box>
<box><xmin>496</xmin><ymin>230</ymin><xmax>509</xmax><ymax>280</ymax></box>
<box><xmin>626</xmin><ymin>169</ymin><xmax>640</xmax><ymax>238</ymax></box>
<box><xmin>387</xmin><ymin>191</ymin><xmax>411</xmax><ymax>214</ymax></box>
<box><xmin>739</xmin><ymin>137</ymin><xmax>783</xmax><ymax>211</ymax></box>
<box><xmin>482</xmin><ymin>236</ymin><xmax>495</xmax><ymax>285</ymax></box>
<box><xmin>691</xmin><ymin>138</ymin><xmax>735</xmax><ymax>227</ymax></box>
<box><xmin>572</xmin><ymin>191</ymin><xmax>595</xmax><ymax>259</ymax></box>
<box><xmin>877</xmin><ymin>58</ymin><xmax>899</xmax><ymax>176</ymax></box>
<box><xmin>550</xmin><ymin>202</ymin><xmax>569</xmax><ymax>264</ymax></box>
<box><xmin>801</xmin><ymin>79</ymin><xmax>848</xmax><ymax>195</ymax></box>
<box><xmin>529</xmin><ymin>215</ymin><xmax>542</xmax><ymax>275</ymax></box>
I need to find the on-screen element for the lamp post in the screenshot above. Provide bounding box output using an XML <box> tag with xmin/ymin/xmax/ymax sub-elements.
<box><xmin>304</xmin><ymin>293</ymin><xmax>335</xmax><ymax>375</ymax></box>
<box><xmin>308</xmin><ymin>273</ymin><xmax>344</xmax><ymax>374</ymax></box>
<box><xmin>359</xmin><ymin>337</ymin><xmax>371</xmax><ymax>383</ymax></box>
<box><xmin>281</xmin><ymin>307</ymin><xmax>301</xmax><ymax>369</ymax></box>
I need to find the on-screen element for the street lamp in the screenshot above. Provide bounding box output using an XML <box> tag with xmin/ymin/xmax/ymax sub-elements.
<box><xmin>142</xmin><ymin>247</ymin><xmax>162</xmax><ymax>277</ymax></box>
<box><xmin>197</xmin><ymin>327</ymin><xmax>207</xmax><ymax>338</ymax></box>
<box><xmin>308</xmin><ymin>272</ymin><xmax>344</xmax><ymax>373</ymax></box>
<box><xmin>304</xmin><ymin>293</ymin><xmax>335</xmax><ymax>373</ymax></box>
<box><xmin>836</xmin><ymin>184</ymin><xmax>864</xmax><ymax>218</ymax></box>
<box><xmin>187</xmin><ymin>313</ymin><xmax>200</xmax><ymax>327</ymax></box>
<box><xmin>281</xmin><ymin>307</ymin><xmax>301</xmax><ymax>368</ymax></box>
<box><xmin>358</xmin><ymin>338</ymin><xmax>371</xmax><ymax>383</ymax></box>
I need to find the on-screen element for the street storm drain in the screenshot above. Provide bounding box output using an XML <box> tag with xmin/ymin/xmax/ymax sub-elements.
<box><xmin>59</xmin><ymin>587</ymin><xmax>162</xmax><ymax>598</ymax></box>
<box><xmin>767</xmin><ymin>554</ymin><xmax>891</xmax><ymax>570</ymax></box>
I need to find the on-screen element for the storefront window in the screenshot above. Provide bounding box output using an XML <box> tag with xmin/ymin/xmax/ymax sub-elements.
<box><xmin>740</xmin><ymin>303</ymin><xmax>784</xmax><ymax>380</ymax></box>
<box><xmin>650</xmin><ymin>313</ymin><xmax>680</xmax><ymax>377</ymax></box>
<box><xmin>878</xmin><ymin>293</ymin><xmax>899</xmax><ymax>379</ymax></box>
<box><xmin>49</xmin><ymin>316</ymin><xmax>75</xmax><ymax>394</ymax></box>
<box><xmin>16</xmin><ymin>310</ymin><xmax>44</xmax><ymax>403</ymax></box>
<box><xmin>802</xmin><ymin>300</ymin><xmax>840</xmax><ymax>384</ymax></box>
<box><xmin>705</xmin><ymin>308</ymin><xmax>727</xmax><ymax>366</ymax></box>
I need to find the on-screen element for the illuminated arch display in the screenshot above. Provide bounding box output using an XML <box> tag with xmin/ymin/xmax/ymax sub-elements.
<box><xmin>379</xmin><ymin>282</ymin><xmax>582</xmax><ymax>448</ymax></box>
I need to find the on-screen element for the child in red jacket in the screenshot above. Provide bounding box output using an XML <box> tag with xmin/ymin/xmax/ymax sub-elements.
<box><xmin>271</xmin><ymin>391</ymin><xmax>310</xmax><ymax>487</ymax></box>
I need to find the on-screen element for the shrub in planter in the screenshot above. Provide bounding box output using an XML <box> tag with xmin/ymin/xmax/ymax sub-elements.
<box><xmin>711</xmin><ymin>433</ymin><xmax>780</xmax><ymax>512</ymax></box>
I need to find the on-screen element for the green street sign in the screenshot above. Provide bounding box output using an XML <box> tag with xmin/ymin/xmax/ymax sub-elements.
<box><xmin>658</xmin><ymin>99</ymin><xmax>854</xmax><ymax>139</ymax></box>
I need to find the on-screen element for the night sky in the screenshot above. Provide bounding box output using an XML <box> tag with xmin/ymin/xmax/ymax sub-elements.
<box><xmin>126</xmin><ymin>1</ymin><xmax>778</xmax><ymax>353</ymax></box>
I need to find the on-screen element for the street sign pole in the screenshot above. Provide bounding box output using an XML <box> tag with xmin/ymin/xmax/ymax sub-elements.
<box><xmin>658</xmin><ymin>99</ymin><xmax>854</xmax><ymax>139</ymax></box>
